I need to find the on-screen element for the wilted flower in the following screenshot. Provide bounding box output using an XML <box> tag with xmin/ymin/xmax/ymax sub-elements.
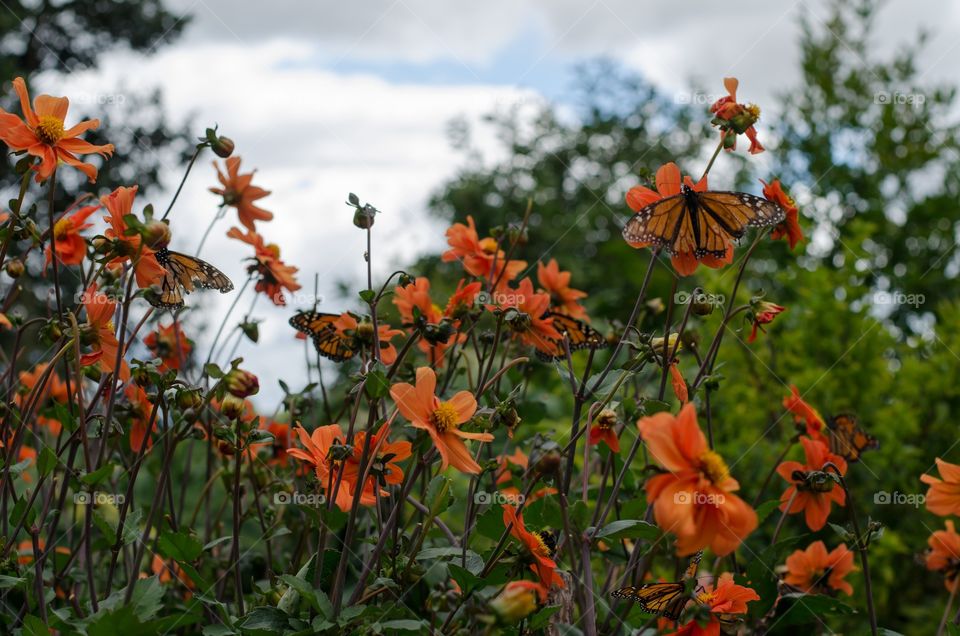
<box><xmin>748</xmin><ymin>300</ymin><xmax>786</xmax><ymax>343</ymax></box>
<box><xmin>46</xmin><ymin>205</ymin><xmax>97</xmax><ymax>268</ymax></box>
<box><xmin>710</xmin><ymin>77</ymin><xmax>763</xmax><ymax>155</ymax></box>
<box><xmin>588</xmin><ymin>408</ymin><xmax>620</xmax><ymax>452</ymax></box>
<box><xmin>0</xmin><ymin>77</ymin><xmax>114</xmax><ymax>182</ymax></box>
<box><xmin>762</xmin><ymin>179</ymin><xmax>804</xmax><ymax>250</ymax></box>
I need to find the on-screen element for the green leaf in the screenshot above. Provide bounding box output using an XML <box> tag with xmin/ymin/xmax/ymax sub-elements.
<box><xmin>359</xmin><ymin>289</ymin><xmax>376</xmax><ymax>303</ymax></box>
<box><xmin>447</xmin><ymin>563</ymin><xmax>483</xmax><ymax>595</ymax></box>
<box><xmin>771</xmin><ymin>593</ymin><xmax>855</xmax><ymax>628</ymax></box>
<box><xmin>204</xmin><ymin>363</ymin><xmax>224</xmax><ymax>379</ymax></box>
<box><xmin>364</xmin><ymin>369</ymin><xmax>391</xmax><ymax>400</ymax></box>
<box><xmin>425</xmin><ymin>475</ymin><xmax>453</xmax><ymax>516</ymax></box>
<box><xmin>755</xmin><ymin>500</ymin><xmax>781</xmax><ymax>525</ymax></box>
<box><xmin>157</xmin><ymin>530</ymin><xmax>203</xmax><ymax>561</ymax></box>
<box><xmin>594</xmin><ymin>519</ymin><xmax>659</xmax><ymax>542</ymax></box>
<box><xmin>37</xmin><ymin>447</ymin><xmax>57</xmax><ymax>477</ymax></box>
<box><xmin>240</xmin><ymin>607</ymin><xmax>291</xmax><ymax>631</ymax></box>
<box><xmin>527</xmin><ymin>606</ymin><xmax>561</xmax><ymax>630</ymax></box>
<box><xmin>0</xmin><ymin>575</ymin><xmax>25</xmax><ymax>589</ymax></box>
<box><xmin>378</xmin><ymin>619</ymin><xmax>426</xmax><ymax>632</ymax></box>
<box><xmin>81</xmin><ymin>462</ymin><xmax>115</xmax><ymax>485</ymax></box>
<box><xmin>21</xmin><ymin>615</ymin><xmax>48</xmax><ymax>636</ymax></box>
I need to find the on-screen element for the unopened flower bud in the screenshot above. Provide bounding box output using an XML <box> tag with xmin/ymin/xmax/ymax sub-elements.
<box><xmin>505</xmin><ymin>310</ymin><xmax>532</xmax><ymax>334</ymax></box>
<box><xmin>490</xmin><ymin>581</ymin><xmax>540</xmax><ymax>623</ymax></box>
<box><xmin>595</xmin><ymin>408</ymin><xmax>618</xmax><ymax>430</ymax></box>
<box><xmin>143</xmin><ymin>220</ymin><xmax>171</xmax><ymax>249</ymax></box>
<box><xmin>5</xmin><ymin>258</ymin><xmax>24</xmax><ymax>278</ymax></box>
<box><xmin>226</xmin><ymin>369</ymin><xmax>259</xmax><ymax>398</ymax></box>
<box><xmin>176</xmin><ymin>387</ymin><xmax>203</xmax><ymax>410</ymax></box>
<box><xmin>211</xmin><ymin>135</ymin><xmax>235</xmax><ymax>158</ymax></box>
<box><xmin>220</xmin><ymin>394</ymin><xmax>246</xmax><ymax>419</ymax></box>
<box><xmin>535</xmin><ymin>449</ymin><xmax>562</xmax><ymax>476</ymax></box>
<box><xmin>352</xmin><ymin>205</ymin><xmax>376</xmax><ymax>229</ymax></box>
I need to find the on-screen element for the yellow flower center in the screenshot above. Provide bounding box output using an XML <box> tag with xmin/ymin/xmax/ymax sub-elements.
<box><xmin>478</xmin><ymin>237</ymin><xmax>498</xmax><ymax>255</ymax></box>
<box><xmin>745</xmin><ymin>103</ymin><xmax>761</xmax><ymax>119</ymax></box>
<box><xmin>430</xmin><ymin>402</ymin><xmax>459</xmax><ymax>433</ymax></box>
<box><xmin>531</xmin><ymin>530</ymin><xmax>555</xmax><ymax>557</ymax></box>
<box><xmin>35</xmin><ymin>116</ymin><xmax>65</xmax><ymax>145</ymax></box>
<box><xmin>265</xmin><ymin>244</ymin><xmax>281</xmax><ymax>259</ymax></box>
<box><xmin>699</xmin><ymin>450</ymin><xmax>730</xmax><ymax>485</ymax></box>
<box><xmin>53</xmin><ymin>217</ymin><xmax>71</xmax><ymax>239</ymax></box>
<box><xmin>696</xmin><ymin>590</ymin><xmax>714</xmax><ymax>604</ymax></box>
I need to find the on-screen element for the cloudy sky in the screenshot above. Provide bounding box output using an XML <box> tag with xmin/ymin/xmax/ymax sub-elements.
<box><xmin>41</xmin><ymin>0</ymin><xmax>960</xmax><ymax>406</ymax></box>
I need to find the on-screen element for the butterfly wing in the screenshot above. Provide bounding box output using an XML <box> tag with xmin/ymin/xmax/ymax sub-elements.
<box><xmin>827</xmin><ymin>413</ymin><xmax>878</xmax><ymax>463</ymax></box>
<box><xmin>149</xmin><ymin>249</ymin><xmax>234</xmax><ymax>309</ymax></box>
<box><xmin>682</xmin><ymin>550</ymin><xmax>704</xmax><ymax>579</ymax></box>
<box><xmin>611</xmin><ymin>583</ymin><xmax>687</xmax><ymax>620</ymax></box>
<box><xmin>623</xmin><ymin>190</ymin><xmax>786</xmax><ymax>258</ymax></box>
<box><xmin>535</xmin><ymin>312</ymin><xmax>607</xmax><ymax>361</ymax></box>
<box><xmin>289</xmin><ymin>311</ymin><xmax>358</xmax><ymax>362</ymax></box>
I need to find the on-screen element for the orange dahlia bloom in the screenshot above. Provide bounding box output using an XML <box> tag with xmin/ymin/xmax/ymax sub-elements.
<box><xmin>17</xmin><ymin>363</ymin><xmax>69</xmax><ymax>435</ymax></box>
<box><xmin>761</xmin><ymin>179</ymin><xmax>803</xmax><ymax>250</ymax></box>
<box><xmin>710</xmin><ymin>77</ymin><xmax>764</xmax><ymax>155</ymax></box>
<box><xmin>287</xmin><ymin>424</ymin><xmax>356</xmax><ymax>511</ymax></box>
<box><xmin>151</xmin><ymin>554</ymin><xmax>195</xmax><ymax>593</ymax></box>
<box><xmin>783</xmin><ymin>385</ymin><xmax>826</xmax><ymax>440</ymax></box>
<box><xmin>442</xmin><ymin>215</ymin><xmax>526</xmax><ymax>286</ymax></box>
<box><xmin>227</xmin><ymin>227</ymin><xmax>301</xmax><ymax>306</ymax></box>
<box><xmin>393</xmin><ymin>276</ymin><xmax>459</xmax><ymax>366</ymax></box>
<box><xmin>783</xmin><ymin>541</ymin><xmax>855</xmax><ymax>596</ymax></box>
<box><xmin>45</xmin><ymin>204</ymin><xmax>97</xmax><ymax>268</ymax></box>
<box><xmin>922</xmin><ymin>458</ymin><xmax>960</xmax><ymax>517</ymax></box>
<box><xmin>777</xmin><ymin>436</ymin><xmax>847</xmax><ymax>531</ymax></box>
<box><xmin>144</xmin><ymin>322</ymin><xmax>192</xmax><ymax>371</ymax></box>
<box><xmin>537</xmin><ymin>259</ymin><xmax>587</xmax><ymax>319</ymax></box>
<box><xmin>503</xmin><ymin>505</ymin><xmax>564</xmax><ymax>591</ymax></box>
<box><xmin>625</xmin><ymin>162</ymin><xmax>733</xmax><ymax>276</ymax></box>
<box><xmin>210</xmin><ymin>156</ymin><xmax>274</xmax><ymax>232</ymax></box>
<box><xmin>497</xmin><ymin>277</ymin><xmax>563</xmax><ymax>357</ymax></box>
<box><xmin>349</xmin><ymin>422</ymin><xmax>412</xmax><ymax>504</ymax></box>
<box><xmin>493</xmin><ymin>449</ymin><xmax>556</xmax><ymax>502</ymax></box>
<box><xmin>637</xmin><ymin>403</ymin><xmax>757</xmax><ymax>556</ymax></box>
<box><xmin>748</xmin><ymin>301</ymin><xmax>786</xmax><ymax>343</ymax></box>
<box><xmin>588</xmin><ymin>408</ymin><xmax>620</xmax><ymax>453</ymax></box>
<box><xmin>443</xmin><ymin>279</ymin><xmax>482</xmax><ymax>321</ymax></box>
<box><xmin>389</xmin><ymin>367</ymin><xmax>492</xmax><ymax>474</ymax></box>
<box><xmin>332</xmin><ymin>312</ymin><xmax>403</xmax><ymax>365</ymax></box>
<box><xmin>126</xmin><ymin>384</ymin><xmax>156</xmax><ymax>452</ymax></box>
<box><xmin>926</xmin><ymin>520</ymin><xmax>960</xmax><ymax>591</ymax></box>
<box><xmin>0</xmin><ymin>77</ymin><xmax>114</xmax><ymax>182</ymax></box>
<box><xmin>80</xmin><ymin>284</ymin><xmax>129</xmax><ymax>380</ymax></box>
<box><xmin>101</xmin><ymin>186</ymin><xmax>166</xmax><ymax>289</ymax></box>
<box><xmin>673</xmin><ymin>572</ymin><xmax>760</xmax><ymax>636</ymax></box>
<box><xmin>490</xmin><ymin>580</ymin><xmax>546</xmax><ymax>622</ymax></box>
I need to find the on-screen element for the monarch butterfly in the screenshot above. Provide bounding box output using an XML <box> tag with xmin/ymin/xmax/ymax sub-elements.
<box><xmin>535</xmin><ymin>311</ymin><xmax>607</xmax><ymax>361</ymax></box>
<box><xmin>611</xmin><ymin>550</ymin><xmax>703</xmax><ymax>620</ymax></box>
<box><xmin>826</xmin><ymin>413</ymin><xmax>878</xmax><ymax>463</ymax></box>
<box><xmin>148</xmin><ymin>248</ymin><xmax>234</xmax><ymax>309</ymax></box>
<box><xmin>289</xmin><ymin>311</ymin><xmax>358</xmax><ymax>362</ymax></box>
<box><xmin>622</xmin><ymin>186</ymin><xmax>786</xmax><ymax>257</ymax></box>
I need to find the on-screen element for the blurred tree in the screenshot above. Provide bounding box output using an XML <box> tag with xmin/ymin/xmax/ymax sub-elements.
<box><xmin>0</xmin><ymin>0</ymin><xmax>194</xmax><ymax>198</ymax></box>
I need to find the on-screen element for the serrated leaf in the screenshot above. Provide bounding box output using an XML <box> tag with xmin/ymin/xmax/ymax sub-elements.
<box><xmin>157</xmin><ymin>530</ymin><xmax>203</xmax><ymax>562</ymax></box>
<box><xmin>594</xmin><ymin>519</ymin><xmax>659</xmax><ymax>542</ymax></box>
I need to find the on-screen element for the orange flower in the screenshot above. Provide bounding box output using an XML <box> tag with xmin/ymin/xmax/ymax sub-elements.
<box><xmin>588</xmin><ymin>408</ymin><xmax>620</xmax><ymax>453</ymax></box>
<box><xmin>926</xmin><ymin>520</ymin><xmax>960</xmax><ymax>591</ymax></box>
<box><xmin>144</xmin><ymin>322</ymin><xmax>192</xmax><ymax>371</ymax></box>
<box><xmin>783</xmin><ymin>541</ymin><xmax>855</xmax><ymax>596</ymax></box>
<box><xmin>625</xmin><ymin>163</ymin><xmax>733</xmax><ymax>276</ymax></box>
<box><xmin>287</xmin><ymin>424</ymin><xmax>355</xmax><ymax>511</ymax></box>
<box><xmin>443</xmin><ymin>279</ymin><xmax>482</xmax><ymax>321</ymax></box>
<box><xmin>495</xmin><ymin>278</ymin><xmax>563</xmax><ymax>357</ymax></box>
<box><xmin>101</xmin><ymin>186</ymin><xmax>166</xmax><ymax>289</ymax></box>
<box><xmin>442</xmin><ymin>215</ymin><xmax>526</xmax><ymax>286</ymax></box>
<box><xmin>45</xmin><ymin>204</ymin><xmax>97</xmax><ymax>268</ymax></box>
<box><xmin>80</xmin><ymin>284</ymin><xmax>129</xmax><ymax>381</ymax></box>
<box><xmin>669</xmin><ymin>363</ymin><xmax>688</xmax><ymax>403</ymax></box>
<box><xmin>151</xmin><ymin>554</ymin><xmax>195</xmax><ymax>596</ymax></box>
<box><xmin>0</xmin><ymin>77</ymin><xmax>114</xmax><ymax>182</ymax></box>
<box><xmin>126</xmin><ymin>384</ymin><xmax>156</xmax><ymax>452</ymax></box>
<box><xmin>210</xmin><ymin>156</ymin><xmax>274</xmax><ymax>232</ymax></box>
<box><xmin>17</xmin><ymin>363</ymin><xmax>69</xmax><ymax>435</ymax></box>
<box><xmin>761</xmin><ymin>179</ymin><xmax>803</xmax><ymax>250</ymax></box>
<box><xmin>748</xmin><ymin>301</ymin><xmax>786</xmax><ymax>343</ymax></box>
<box><xmin>673</xmin><ymin>572</ymin><xmax>760</xmax><ymax>636</ymax></box>
<box><xmin>227</xmin><ymin>227</ymin><xmax>301</xmax><ymax>305</ymax></box>
<box><xmin>331</xmin><ymin>312</ymin><xmax>404</xmax><ymax>364</ymax></box>
<box><xmin>349</xmin><ymin>422</ymin><xmax>412</xmax><ymax>504</ymax></box>
<box><xmin>637</xmin><ymin>403</ymin><xmax>757</xmax><ymax>556</ymax></box>
<box><xmin>389</xmin><ymin>367</ymin><xmax>493</xmax><ymax>474</ymax></box>
<box><xmin>537</xmin><ymin>259</ymin><xmax>587</xmax><ymax>319</ymax></box>
<box><xmin>783</xmin><ymin>385</ymin><xmax>826</xmax><ymax>440</ymax></box>
<box><xmin>922</xmin><ymin>458</ymin><xmax>960</xmax><ymax>517</ymax></box>
<box><xmin>503</xmin><ymin>505</ymin><xmax>564</xmax><ymax>591</ymax></box>
<box><xmin>776</xmin><ymin>436</ymin><xmax>847</xmax><ymax>531</ymax></box>
<box><xmin>393</xmin><ymin>277</ymin><xmax>458</xmax><ymax>366</ymax></box>
<box><xmin>710</xmin><ymin>77</ymin><xmax>764</xmax><ymax>155</ymax></box>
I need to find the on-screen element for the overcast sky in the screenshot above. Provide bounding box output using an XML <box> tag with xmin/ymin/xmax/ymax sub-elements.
<box><xmin>38</xmin><ymin>0</ymin><xmax>960</xmax><ymax>407</ymax></box>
